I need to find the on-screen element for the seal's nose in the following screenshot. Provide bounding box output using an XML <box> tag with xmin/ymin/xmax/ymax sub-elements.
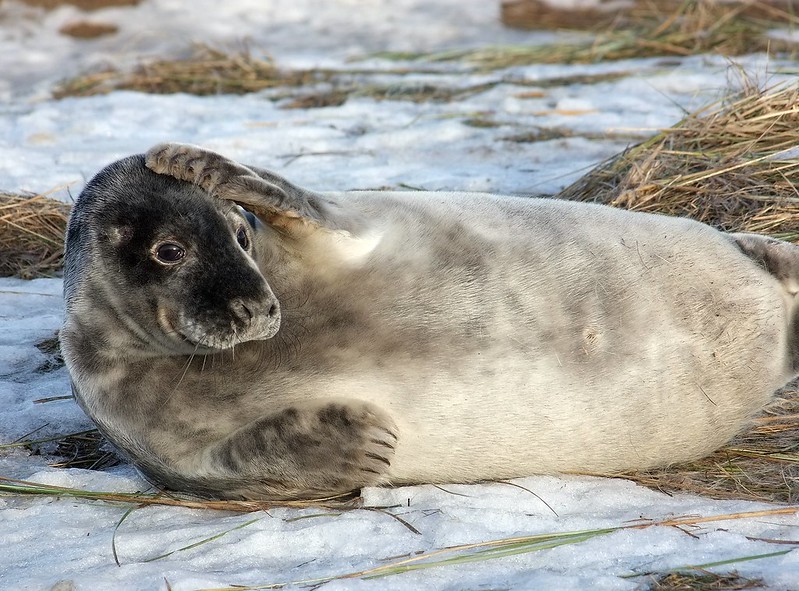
<box><xmin>230</xmin><ymin>297</ymin><xmax>280</xmax><ymax>330</ymax></box>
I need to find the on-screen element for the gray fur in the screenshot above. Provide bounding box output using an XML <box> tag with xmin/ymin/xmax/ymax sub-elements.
<box><xmin>61</xmin><ymin>142</ymin><xmax>799</xmax><ymax>500</ymax></box>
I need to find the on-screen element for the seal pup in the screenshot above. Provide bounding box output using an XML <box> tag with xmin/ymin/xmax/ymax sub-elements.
<box><xmin>61</xmin><ymin>142</ymin><xmax>799</xmax><ymax>500</ymax></box>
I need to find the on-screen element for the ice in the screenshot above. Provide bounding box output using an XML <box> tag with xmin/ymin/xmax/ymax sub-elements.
<box><xmin>1</xmin><ymin>0</ymin><xmax>798</xmax><ymax>589</ymax></box>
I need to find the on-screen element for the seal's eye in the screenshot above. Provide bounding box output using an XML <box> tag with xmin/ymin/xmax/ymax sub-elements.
<box><xmin>236</xmin><ymin>226</ymin><xmax>250</xmax><ymax>250</ymax></box>
<box><xmin>155</xmin><ymin>243</ymin><xmax>185</xmax><ymax>264</ymax></box>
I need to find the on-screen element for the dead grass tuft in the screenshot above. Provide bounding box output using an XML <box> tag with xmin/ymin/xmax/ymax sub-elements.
<box><xmin>558</xmin><ymin>83</ymin><xmax>799</xmax><ymax>242</ymax></box>
<box><xmin>0</xmin><ymin>191</ymin><xmax>71</xmax><ymax>279</ymax></box>
<box><xmin>388</xmin><ymin>0</ymin><xmax>799</xmax><ymax>67</ymax></box>
<box><xmin>641</xmin><ymin>571</ymin><xmax>764</xmax><ymax>590</ymax></box>
<box><xmin>53</xmin><ymin>45</ymin><xmax>313</xmax><ymax>98</ymax></box>
<box><xmin>49</xmin><ymin>430</ymin><xmax>121</xmax><ymax>471</ymax></box>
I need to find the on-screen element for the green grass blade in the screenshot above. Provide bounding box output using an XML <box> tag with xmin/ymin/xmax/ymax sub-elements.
<box><xmin>363</xmin><ymin>529</ymin><xmax>615</xmax><ymax>579</ymax></box>
<box><xmin>283</xmin><ymin>512</ymin><xmax>342</xmax><ymax>523</ymax></box>
<box><xmin>622</xmin><ymin>548</ymin><xmax>793</xmax><ymax>578</ymax></box>
<box><xmin>142</xmin><ymin>517</ymin><xmax>262</xmax><ymax>563</ymax></box>
<box><xmin>680</xmin><ymin>549</ymin><xmax>793</xmax><ymax>571</ymax></box>
<box><xmin>112</xmin><ymin>505</ymin><xmax>141</xmax><ymax>567</ymax></box>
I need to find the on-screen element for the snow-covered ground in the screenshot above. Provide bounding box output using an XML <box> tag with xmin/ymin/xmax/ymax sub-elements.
<box><xmin>1</xmin><ymin>1</ymin><xmax>798</xmax><ymax>589</ymax></box>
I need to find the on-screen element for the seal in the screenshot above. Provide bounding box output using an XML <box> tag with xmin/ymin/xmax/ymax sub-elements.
<box><xmin>61</xmin><ymin>142</ymin><xmax>799</xmax><ymax>500</ymax></box>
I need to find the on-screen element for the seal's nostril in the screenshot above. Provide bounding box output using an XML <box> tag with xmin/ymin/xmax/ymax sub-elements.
<box><xmin>241</xmin><ymin>303</ymin><xmax>253</xmax><ymax>320</ymax></box>
<box><xmin>231</xmin><ymin>299</ymin><xmax>253</xmax><ymax>323</ymax></box>
<box><xmin>268</xmin><ymin>303</ymin><xmax>278</xmax><ymax>318</ymax></box>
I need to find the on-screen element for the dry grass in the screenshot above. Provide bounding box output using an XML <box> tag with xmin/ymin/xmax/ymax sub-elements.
<box><xmin>0</xmin><ymin>476</ymin><xmax>358</xmax><ymax>512</ymax></box>
<box><xmin>48</xmin><ymin>430</ymin><xmax>121</xmax><ymax>471</ymax></box>
<box><xmin>0</xmin><ymin>190</ymin><xmax>71</xmax><ymax>278</ymax></box>
<box><xmin>502</xmin><ymin>0</ymin><xmax>798</xmax><ymax>31</ymax></box>
<box><xmin>52</xmin><ymin>43</ymin><xmax>496</xmax><ymax>104</ymax></box>
<box><xmin>641</xmin><ymin>571</ymin><xmax>763</xmax><ymax>590</ymax></box>
<box><xmin>378</xmin><ymin>0</ymin><xmax>799</xmax><ymax>67</ymax></box>
<box><xmin>53</xmin><ymin>45</ymin><xmax>313</xmax><ymax>98</ymax></box>
<box><xmin>52</xmin><ymin>2</ymin><xmax>799</xmax><ymax>101</ymax></box>
<box><xmin>558</xmin><ymin>83</ymin><xmax>799</xmax><ymax>242</ymax></box>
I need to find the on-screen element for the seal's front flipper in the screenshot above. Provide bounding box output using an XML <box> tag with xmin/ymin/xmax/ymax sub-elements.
<box><xmin>145</xmin><ymin>143</ymin><xmax>357</xmax><ymax>235</ymax></box>
<box><xmin>193</xmin><ymin>400</ymin><xmax>398</xmax><ymax>499</ymax></box>
<box><xmin>733</xmin><ymin>232</ymin><xmax>799</xmax><ymax>376</ymax></box>
<box><xmin>732</xmin><ymin>233</ymin><xmax>799</xmax><ymax>295</ymax></box>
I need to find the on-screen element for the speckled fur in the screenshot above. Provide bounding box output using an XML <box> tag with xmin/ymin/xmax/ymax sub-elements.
<box><xmin>61</xmin><ymin>143</ymin><xmax>799</xmax><ymax>500</ymax></box>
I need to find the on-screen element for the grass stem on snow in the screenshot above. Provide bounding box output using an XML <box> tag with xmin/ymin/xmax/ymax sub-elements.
<box><xmin>191</xmin><ymin>507</ymin><xmax>799</xmax><ymax>590</ymax></box>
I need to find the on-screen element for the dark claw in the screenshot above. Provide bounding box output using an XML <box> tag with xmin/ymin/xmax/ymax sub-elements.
<box><xmin>370</xmin><ymin>438</ymin><xmax>395</xmax><ymax>450</ymax></box>
<box><xmin>365</xmin><ymin>452</ymin><xmax>391</xmax><ymax>466</ymax></box>
<box><xmin>379</xmin><ymin>428</ymin><xmax>398</xmax><ymax>441</ymax></box>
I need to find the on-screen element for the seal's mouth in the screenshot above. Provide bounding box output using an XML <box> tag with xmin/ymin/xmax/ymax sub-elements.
<box><xmin>153</xmin><ymin>306</ymin><xmax>200</xmax><ymax>353</ymax></box>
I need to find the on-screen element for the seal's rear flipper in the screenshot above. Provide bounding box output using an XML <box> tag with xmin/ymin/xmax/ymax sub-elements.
<box><xmin>732</xmin><ymin>233</ymin><xmax>799</xmax><ymax>295</ymax></box>
<box><xmin>145</xmin><ymin>143</ymin><xmax>362</xmax><ymax>236</ymax></box>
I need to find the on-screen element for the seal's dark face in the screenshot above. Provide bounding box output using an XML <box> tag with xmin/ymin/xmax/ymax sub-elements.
<box><xmin>65</xmin><ymin>155</ymin><xmax>280</xmax><ymax>354</ymax></box>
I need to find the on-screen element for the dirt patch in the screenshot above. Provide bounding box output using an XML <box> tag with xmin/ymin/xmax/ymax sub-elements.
<box><xmin>59</xmin><ymin>20</ymin><xmax>118</xmax><ymax>38</ymax></box>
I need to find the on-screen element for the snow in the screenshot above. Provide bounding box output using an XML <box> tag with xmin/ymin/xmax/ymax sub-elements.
<box><xmin>1</xmin><ymin>0</ymin><xmax>798</xmax><ymax>589</ymax></box>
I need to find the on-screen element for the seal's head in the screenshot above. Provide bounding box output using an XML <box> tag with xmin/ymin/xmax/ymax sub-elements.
<box><xmin>63</xmin><ymin>155</ymin><xmax>280</xmax><ymax>356</ymax></box>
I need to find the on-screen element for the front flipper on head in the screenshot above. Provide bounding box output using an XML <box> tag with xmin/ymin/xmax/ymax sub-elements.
<box><xmin>145</xmin><ymin>143</ymin><xmax>353</xmax><ymax>234</ymax></box>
